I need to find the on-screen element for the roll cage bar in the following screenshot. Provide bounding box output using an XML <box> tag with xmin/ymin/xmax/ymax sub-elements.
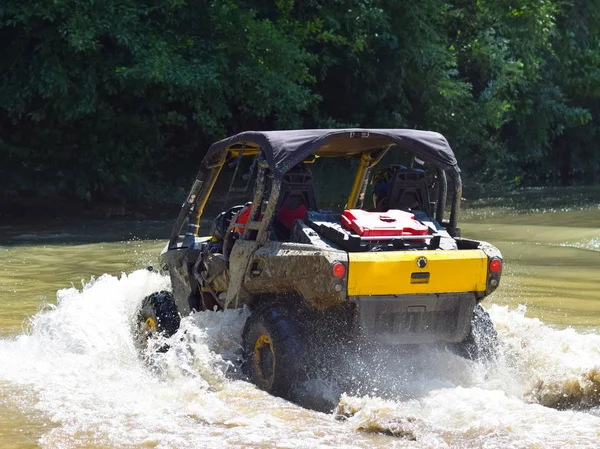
<box><xmin>169</xmin><ymin>139</ymin><xmax>462</xmax><ymax>249</ymax></box>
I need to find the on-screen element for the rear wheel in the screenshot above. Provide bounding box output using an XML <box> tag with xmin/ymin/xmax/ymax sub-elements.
<box><xmin>454</xmin><ymin>304</ymin><xmax>498</xmax><ymax>362</ymax></box>
<box><xmin>136</xmin><ymin>291</ymin><xmax>180</xmax><ymax>353</ymax></box>
<box><xmin>242</xmin><ymin>303</ymin><xmax>307</xmax><ymax>399</ymax></box>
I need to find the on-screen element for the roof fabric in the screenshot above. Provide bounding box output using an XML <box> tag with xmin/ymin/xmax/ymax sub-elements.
<box><xmin>204</xmin><ymin>129</ymin><xmax>459</xmax><ymax>176</ymax></box>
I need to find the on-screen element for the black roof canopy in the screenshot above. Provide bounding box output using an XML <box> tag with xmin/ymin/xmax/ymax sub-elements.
<box><xmin>204</xmin><ymin>129</ymin><xmax>459</xmax><ymax>176</ymax></box>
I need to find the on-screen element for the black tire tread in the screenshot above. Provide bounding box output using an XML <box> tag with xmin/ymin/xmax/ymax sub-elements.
<box><xmin>136</xmin><ymin>291</ymin><xmax>180</xmax><ymax>352</ymax></box>
<box><xmin>242</xmin><ymin>301</ymin><xmax>307</xmax><ymax>398</ymax></box>
<box><xmin>143</xmin><ymin>290</ymin><xmax>180</xmax><ymax>336</ymax></box>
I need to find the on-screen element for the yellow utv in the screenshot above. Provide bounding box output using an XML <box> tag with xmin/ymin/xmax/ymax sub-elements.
<box><xmin>135</xmin><ymin>129</ymin><xmax>503</xmax><ymax>400</ymax></box>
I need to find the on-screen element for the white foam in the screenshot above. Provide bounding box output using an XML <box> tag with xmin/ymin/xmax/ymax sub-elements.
<box><xmin>0</xmin><ymin>271</ymin><xmax>363</xmax><ymax>448</ymax></box>
<box><xmin>1</xmin><ymin>273</ymin><xmax>599</xmax><ymax>448</ymax></box>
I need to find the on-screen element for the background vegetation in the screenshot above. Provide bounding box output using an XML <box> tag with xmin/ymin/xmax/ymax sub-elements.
<box><xmin>2</xmin><ymin>0</ymin><xmax>600</xmax><ymax>212</ymax></box>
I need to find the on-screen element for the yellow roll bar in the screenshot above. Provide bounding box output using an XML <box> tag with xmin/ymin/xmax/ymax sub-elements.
<box><xmin>346</xmin><ymin>147</ymin><xmax>391</xmax><ymax>209</ymax></box>
<box><xmin>193</xmin><ymin>161</ymin><xmax>224</xmax><ymax>236</ymax></box>
<box><xmin>346</xmin><ymin>152</ymin><xmax>371</xmax><ymax>209</ymax></box>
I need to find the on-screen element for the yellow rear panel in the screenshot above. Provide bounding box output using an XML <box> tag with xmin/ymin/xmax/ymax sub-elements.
<box><xmin>347</xmin><ymin>250</ymin><xmax>488</xmax><ymax>296</ymax></box>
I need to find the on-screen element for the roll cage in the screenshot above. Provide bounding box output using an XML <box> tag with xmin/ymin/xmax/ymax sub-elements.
<box><xmin>169</xmin><ymin>129</ymin><xmax>463</xmax><ymax>249</ymax></box>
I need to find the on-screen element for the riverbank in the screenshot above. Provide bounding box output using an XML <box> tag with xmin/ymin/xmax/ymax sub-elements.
<box><xmin>3</xmin><ymin>184</ymin><xmax>599</xmax><ymax>223</ymax></box>
<box><xmin>0</xmin><ymin>195</ymin><xmax>182</xmax><ymax>221</ymax></box>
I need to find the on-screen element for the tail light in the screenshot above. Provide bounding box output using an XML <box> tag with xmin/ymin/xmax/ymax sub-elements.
<box><xmin>489</xmin><ymin>258</ymin><xmax>502</xmax><ymax>273</ymax></box>
<box><xmin>487</xmin><ymin>257</ymin><xmax>502</xmax><ymax>291</ymax></box>
<box><xmin>332</xmin><ymin>262</ymin><xmax>346</xmax><ymax>278</ymax></box>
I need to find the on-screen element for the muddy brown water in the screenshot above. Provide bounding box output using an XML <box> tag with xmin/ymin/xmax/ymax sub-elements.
<box><xmin>1</xmin><ymin>188</ymin><xmax>599</xmax><ymax>448</ymax></box>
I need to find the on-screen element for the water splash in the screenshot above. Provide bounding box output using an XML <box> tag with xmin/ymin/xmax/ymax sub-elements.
<box><xmin>489</xmin><ymin>304</ymin><xmax>600</xmax><ymax>408</ymax></box>
<box><xmin>335</xmin><ymin>305</ymin><xmax>600</xmax><ymax>446</ymax></box>
<box><xmin>0</xmin><ymin>271</ymin><xmax>361</xmax><ymax>448</ymax></box>
<box><xmin>1</xmin><ymin>273</ymin><xmax>600</xmax><ymax>448</ymax></box>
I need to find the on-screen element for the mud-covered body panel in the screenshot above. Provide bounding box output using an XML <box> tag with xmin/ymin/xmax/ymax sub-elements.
<box><xmin>160</xmin><ymin>244</ymin><xmax>194</xmax><ymax>315</ymax></box>
<box><xmin>242</xmin><ymin>241</ymin><xmax>348</xmax><ymax>311</ymax></box>
<box><xmin>226</xmin><ymin>240</ymin><xmax>261</xmax><ymax>308</ymax></box>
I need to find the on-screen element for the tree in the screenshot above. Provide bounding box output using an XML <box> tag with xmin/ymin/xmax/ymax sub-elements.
<box><xmin>0</xmin><ymin>0</ymin><xmax>314</xmax><ymax>202</ymax></box>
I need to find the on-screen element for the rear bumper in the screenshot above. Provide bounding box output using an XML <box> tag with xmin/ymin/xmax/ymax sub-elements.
<box><xmin>351</xmin><ymin>293</ymin><xmax>477</xmax><ymax>344</ymax></box>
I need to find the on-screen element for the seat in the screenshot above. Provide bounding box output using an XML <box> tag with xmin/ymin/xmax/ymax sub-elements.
<box><xmin>274</xmin><ymin>165</ymin><xmax>317</xmax><ymax>239</ymax></box>
<box><xmin>378</xmin><ymin>168</ymin><xmax>433</xmax><ymax>217</ymax></box>
<box><xmin>278</xmin><ymin>165</ymin><xmax>317</xmax><ymax>210</ymax></box>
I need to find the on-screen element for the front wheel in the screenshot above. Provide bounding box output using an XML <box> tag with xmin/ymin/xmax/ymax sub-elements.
<box><xmin>135</xmin><ymin>291</ymin><xmax>180</xmax><ymax>353</ymax></box>
<box><xmin>242</xmin><ymin>304</ymin><xmax>307</xmax><ymax>399</ymax></box>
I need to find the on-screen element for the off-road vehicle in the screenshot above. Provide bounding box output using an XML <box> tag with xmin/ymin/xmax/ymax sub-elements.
<box><xmin>135</xmin><ymin>129</ymin><xmax>502</xmax><ymax>399</ymax></box>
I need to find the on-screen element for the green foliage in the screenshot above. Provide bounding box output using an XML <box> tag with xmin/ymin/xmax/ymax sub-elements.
<box><xmin>1</xmin><ymin>0</ymin><xmax>600</xmax><ymax>207</ymax></box>
<box><xmin>0</xmin><ymin>0</ymin><xmax>315</xmax><ymax>202</ymax></box>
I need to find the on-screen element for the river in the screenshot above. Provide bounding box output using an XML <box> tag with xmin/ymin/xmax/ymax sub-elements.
<box><xmin>1</xmin><ymin>188</ymin><xmax>599</xmax><ymax>448</ymax></box>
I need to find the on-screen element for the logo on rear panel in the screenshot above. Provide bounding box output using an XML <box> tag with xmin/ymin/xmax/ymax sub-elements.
<box><xmin>416</xmin><ymin>256</ymin><xmax>428</xmax><ymax>269</ymax></box>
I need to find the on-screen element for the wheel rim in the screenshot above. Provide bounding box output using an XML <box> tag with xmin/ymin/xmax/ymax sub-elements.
<box><xmin>139</xmin><ymin>317</ymin><xmax>157</xmax><ymax>344</ymax></box>
<box><xmin>253</xmin><ymin>334</ymin><xmax>275</xmax><ymax>390</ymax></box>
